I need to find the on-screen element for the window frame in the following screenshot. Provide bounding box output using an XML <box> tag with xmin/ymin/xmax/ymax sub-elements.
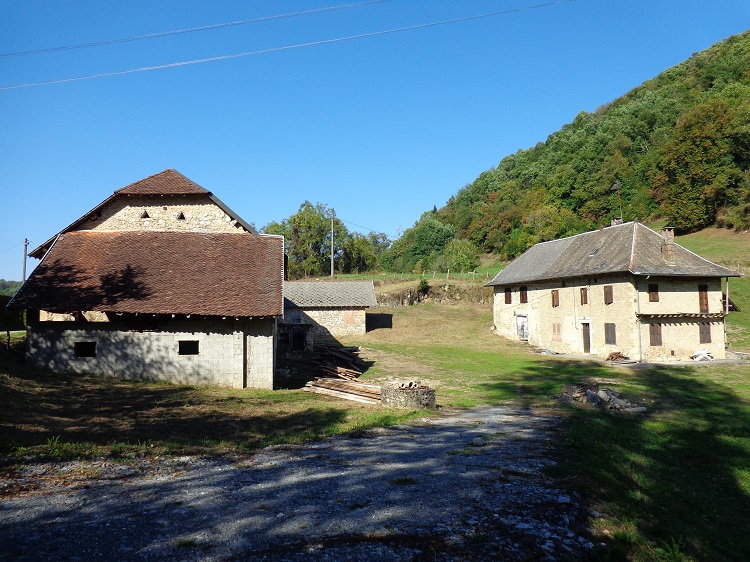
<box><xmin>604</xmin><ymin>322</ymin><xmax>617</xmax><ymax>345</ymax></box>
<box><xmin>699</xmin><ymin>322</ymin><xmax>712</xmax><ymax>344</ymax></box>
<box><xmin>604</xmin><ymin>285</ymin><xmax>614</xmax><ymax>305</ymax></box>
<box><xmin>648</xmin><ymin>283</ymin><xmax>659</xmax><ymax>302</ymax></box>
<box><xmin>178</xmin><ymin>340</ymin><xmax>200</xmax><ymax>356</ymax></box>
<box><xmin>74</xmin><ymin>341</ymin><xmax>97</xmax><ymax>358</ymax></box>
<box><xmin>504</xmin><ymin>287</ymin><xmax>512</xmax><ymax>305</ymax></box>
<box><xmin>580</xmin><ymin>287</ymin><xmax>588</xmax><ymax>305</ymax></box>
<box><xmin>551</xmin><ymin>289</ymin><xmax>560</xmax><ymax>308</ymax></box>
<box><xmin>649</xmin><ymin>323</ymin><xmax>663</xmax><ymax>346</ymax></box>
<box><xmin>520</xmin><ymin>286</ymin><xmax>528</xmax><ymax>304</ymax></box>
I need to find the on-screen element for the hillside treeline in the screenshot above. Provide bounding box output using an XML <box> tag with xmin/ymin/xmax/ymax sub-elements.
<box><xmin>437</xmin><ymin>29</ymin><xmax>750</xmax><ymax>259</ymax></box>
<box><xmin>266</xmin><ymin>31</ymin><xmax>750</xmax><ymax>276</ymax></box>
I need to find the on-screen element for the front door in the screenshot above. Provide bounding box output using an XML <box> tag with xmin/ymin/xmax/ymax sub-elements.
<box><xmin>582</xmin><ymin>322</ymin><xmax>591</xmax><ymax>353</ymax></box>
<box><xmin>516</xmin><ymin>315</ymin><xmax>528</xmax><ymax>341</ymax></box>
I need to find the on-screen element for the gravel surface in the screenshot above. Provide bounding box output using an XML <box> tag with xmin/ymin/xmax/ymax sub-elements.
<box><xmin>1</xmin><ymin>406</ymin><xmax>594</xmax><ymax>561</ymax></box>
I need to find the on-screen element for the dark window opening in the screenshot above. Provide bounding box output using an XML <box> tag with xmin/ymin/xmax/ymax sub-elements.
<box><xmin>699</xmin><ymin>284</ymin><xmax>709</xmax><ymax>313</ymax></box>
<box><xmin>551</xmin><ymin>289</ymin><xmax>560</xmax><ymax>308</ymax></box>
<box><xmin>580</xmin><ymin>287</ymin><xmax>588</xmax><ymax>305</ymax></box>
<box><xmin>178</xmin><ymin>340</ymin><xmax>200</xmax><ymax>355</ymax></box>
<box><xmin>520</xmin><ymin>286</ymin><xmax>528</xmax><ymax>303</ymax></box>
<box><xmin>604</xmin><ymin>285</ymin><xmax>614</xmax><ymax>305</ymax></box>
<box><xmin>74</xmin><ymin>341</ymin><xmax>96</xmax><ymax>358</ymax></box>
<box><xmin>504</xmin><ymin>288</ymin><xmax>512</xmax><ymax>304</ymax></box>
<box><xmin>176</xmin><ymin>212</ymin><xmax>186</xmax><ymax>220</ymax></box>
<box><xmin>699</xmin><ymin>322</ymin><xmax>712</xmax><ymax>344</ymax></box>
<box><xmin>648</xmin><ymin>284</ymin><xmax>659</xmax><ymax>302</ymax></box>
<box><xmin>140</xmin><ymin>210</ymin><xmax>150</xmax><ymax>219</ymax></box>
<box><xmin>604</xmin><ymin>323</ymin><xmax>617</xmax><ymax>345</ymax></box>
<box><xmin>649</xmin><ymin>323</ymin><xmax>663</xmax><ymax>346</ymax></box>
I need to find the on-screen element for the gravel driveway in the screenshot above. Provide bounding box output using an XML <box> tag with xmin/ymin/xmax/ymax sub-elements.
<box><xmin>1</xmin><ymin>405</ymin><xmax>594</xmax><ymax>561</ymax></box>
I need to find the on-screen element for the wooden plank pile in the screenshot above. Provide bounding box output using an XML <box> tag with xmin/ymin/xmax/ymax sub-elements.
<box><xmin>303</xmin><ymin>345</ymin><xmax>382</xmax><ymax>404</ymax></box>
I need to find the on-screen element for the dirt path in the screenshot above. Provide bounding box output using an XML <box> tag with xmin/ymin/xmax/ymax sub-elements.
<box><xmin>1</xmin><ymin>405</ymin><xmax>594</xmax><ymax>561</ymax></box>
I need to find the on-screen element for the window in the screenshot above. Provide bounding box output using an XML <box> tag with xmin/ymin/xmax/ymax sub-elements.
<box><xmin>178</xmin><ymin>340</ymin><xmax>200</xmax><ymax>355</ymax></box>
<box><xmin>176</xmin><ymin>212</ymin><xmax>186</xmax><ymax>220</ymax></box>
<box><xmin>648</xmin><ymin>284</ymin><xmax>659</xmax><ymax>302</ymax></box>
<box><xmin>649</xmin><ymin>323</ymin><xmax>663</xmax><ymax>346</ymax></box>
<box><xmin>520</xmin><ymin>286</ymin><xmax>528</xmax><ymax>304</ymax></box>
<box><xmin>504</xmin><ymin>288</ymin><xmax>512</xmax><ymax>304</ymax></box>
<box><xmin>580</xmin><ymin>287</ymin><xmax>588</xmax><ymax>305</ymax></box>
<box><xmin>74</xmin><ymin>341</ymin><xmax>96</xmax><ymax>358</ymax></box>
<box><xmin>604</xmin><ymin>323</ymin><xmax>617</xmax><ymax>345</ymax></box>
<box><xmin>604</xmin><ymin>285</ymin><xmax>614</xmax><ymax>305</ymax></box>
<box><xmin>699</xmin><ymin>322</ymin><xmax>712</xmax><ymax>344</ymax></box>
<box><xmin>140</xmin><ymin>210</ymin><xmax>150</xmax><ymax>219</ymax></box>
<box><xmin>551</xmin><ymin>289</ymin><xmax>560</xmax><ymax>307</ymax></box>
<box><xmin>552</xmin><ymin>323</ymin><xmax>561</xmax><ymax>341</ymax></box>
<box><xmin>699</xmin><ymin>284</ymin><xmax>709</xmax><ymax>313</ymax></box>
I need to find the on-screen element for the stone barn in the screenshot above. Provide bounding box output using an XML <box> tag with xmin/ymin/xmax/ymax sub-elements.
<box><xmin>9</xmin><ymin>169</ymin><xmax>284</xmax><ymax>389</ymax></box>
<box><xmin>281</xmin><ymin>281</ymin><xmax>377</xmax><ymax>350</ymax></box>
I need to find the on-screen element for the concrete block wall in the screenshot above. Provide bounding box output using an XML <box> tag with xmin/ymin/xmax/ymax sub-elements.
<box><xmin>26</xmin><ymin>317</ymin><xmax>276</xmax><ymax>388</ymax></box>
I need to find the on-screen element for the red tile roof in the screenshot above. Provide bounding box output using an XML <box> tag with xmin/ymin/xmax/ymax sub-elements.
<box><xmin>115</xmin><ymin>169</ymin><xmax>209</xmax><ymax>195</ymax></box>
<box><xmin>13</xmin><ymin>231</ymin><xmax>283</xmax><ymax>317</ymax></box>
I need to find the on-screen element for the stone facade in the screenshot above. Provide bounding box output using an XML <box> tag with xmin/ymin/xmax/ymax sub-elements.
<box><xmin>286</xmin><ymin>308</ymin><xmax>367</xmax><ymax>347</ymax></box>
<box><xmin>84</xmin><ymin>196</ymin><xmax>244</xmax><ymax>234</ymax></box>
<box><xmin>493</xmin><ymin>275</ymin><xmax>727</xmax><ymax>362</ymax></box>
<box><xmin>26</xmin><ymin>317</ymin><xmax>276</xmax><ymax>389</ymax></box>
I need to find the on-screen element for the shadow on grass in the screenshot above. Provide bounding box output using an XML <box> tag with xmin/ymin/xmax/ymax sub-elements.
<box><xmin>483</xmin><ymin>358</ymin><xmax>750</xmax><ymax>561</ymax></box>
<box><xmin>0</xmin><ymin>367</ymin><xmax>351</xmax><ymax>459</ymax></box>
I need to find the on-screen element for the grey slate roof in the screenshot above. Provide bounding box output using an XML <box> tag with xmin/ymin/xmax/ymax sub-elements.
<box><xmin>486</xmin><ymin>221</ymin><xmax>740</xmax><ymax>286</ymax></box>
<box><xmin>284</xmin><ymin>281</ymin><xmax>378</xmax><ymax>309</ymax></box>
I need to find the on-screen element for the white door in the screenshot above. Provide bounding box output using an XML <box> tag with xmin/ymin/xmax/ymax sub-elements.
<box><xmin>516</xmin><ymin>315</ymin><xmax>528</xmax><ymax>341</ymax></box>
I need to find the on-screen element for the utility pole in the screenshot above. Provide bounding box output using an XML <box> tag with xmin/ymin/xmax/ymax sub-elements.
<box><xmin>330</xmin><ymin>218</ymin><xmax>334</xmax><ymax>277</ymax></box>
<box><xmin>22</xmin><ymin>238</ymin><xmax>28</xmax><ymax>282</ymax></box>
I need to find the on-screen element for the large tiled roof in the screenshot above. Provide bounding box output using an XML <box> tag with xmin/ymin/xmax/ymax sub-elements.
<box><xmin>115</xmin><ymin>169</ymin><xmax>209</xmax><ymax>195</ymax></box>
<box><xmin>284</xmin><ymin>281</ymin><xmax>378</xmax><ymax>309</ymax></box>
<box><xmin>486</xmin><ymin>221</ymin><xmax>740</xmax><ymax>286</ymax></box>
<box><xmin>12</xmin><ymin>231</ymin><xmax>283</xmax><ymax>317</ymax></box>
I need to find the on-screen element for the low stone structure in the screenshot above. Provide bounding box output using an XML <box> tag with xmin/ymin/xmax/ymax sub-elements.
<box><xmin>381</xmin><ymin>382</ymin><xmax>436</xmax><ymax>409</ymax></box>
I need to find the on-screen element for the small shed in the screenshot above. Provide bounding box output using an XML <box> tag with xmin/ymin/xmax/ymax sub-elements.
<box><xmin>282</xmin><ymin>281</ymin><xmax>377</xmax><ymax>349</ymax></box>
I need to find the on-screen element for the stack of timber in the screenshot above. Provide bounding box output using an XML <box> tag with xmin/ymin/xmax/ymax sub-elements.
<box><xmin>311</xmin><ymin>345</ymin><xmax>368</xmax><ymax>381</ymax></box>
<box><xmin>303</xmin><ymin>378</ymin><xmax>382</xmax><ymax>404</ymax></box>
<box><xmin>304</xmin><ymin>345</ymin><xmax>381</xmax><ymax>404</ymax></box>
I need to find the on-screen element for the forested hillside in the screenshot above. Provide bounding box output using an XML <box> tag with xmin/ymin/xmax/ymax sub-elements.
<box><xmin>432</xmin><ymin>29</ymin><xmax>750</xmax><ymax>260</ymax></box>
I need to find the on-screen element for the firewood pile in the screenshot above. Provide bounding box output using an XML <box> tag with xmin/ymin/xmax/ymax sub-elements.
<box><xmin>605</xmin><ymin>351</ymin><xmax>631</xmax><ymax>363</ymax></box>
<box><xmin>303</xmin><ymin>346</ymin><xmax>382</xmax><ymax>404</ymax></box>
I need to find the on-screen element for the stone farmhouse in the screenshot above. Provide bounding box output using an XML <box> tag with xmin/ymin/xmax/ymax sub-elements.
<box><xmin>486</xmin><ymin>221</ymin><xmax>740</xmax><ymax>362</ymax></box>
<box><xmin>9</xmin><ymin>169</ymin><xmax>284</xmax><ymax>389</ymax></box>
<box><xmin>281</xmin><ymin>280</ymin><xmax>378</xmax><ymax>350</ymax></box>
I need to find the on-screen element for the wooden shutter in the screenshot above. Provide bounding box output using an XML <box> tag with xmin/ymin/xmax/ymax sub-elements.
<box><xmin>551</xmin><ymin>289</ymin><xmax>560</xmax><ymax>307</ymax></box>
<box><xmin>580</xmin><ymin>287</ymin><xmax>588</xmax><ymax>305</ymax></box>
<box><xmin>604</xmin><ymin>285</ymin><xmax>614</xmax><ymax>305</ymax></box>
<box><xmin>699</xmin><ymin>285</ymin><xmax>709</xmax><ymax>313</ymax></box>
<box><xmin>648</xmin><ymin>284</ymin><xmax>659</xmax><ymax>302</ymax></box>
<box><xmin>699</xmin><ymin>322</ymin><xmax>711</xmax><ymax>344</ymax></box>
<box><xmin>504</xmin><ymin>288</ymin><xmax>512</xmax><ymax>304</ymax></box>
<box><xmin>649</xmin><ymin>323</ymin><xmax>662</xmax><ymax>346</ymax></box>
<box><xmin>520</xmin><ymin>286</ymin><xmax>528</xmax><ymax>303</ymax></box>
<box><xmin>604</xmin><ymin>323</ymin><xmax>617</xmax><ymax>345</ymax></box>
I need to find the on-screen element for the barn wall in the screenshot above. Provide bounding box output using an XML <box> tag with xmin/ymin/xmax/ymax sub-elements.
<box><xmin>26</xmin><ymin>317</ymin><xmax>276</xmax><ymax>388</ymax></box>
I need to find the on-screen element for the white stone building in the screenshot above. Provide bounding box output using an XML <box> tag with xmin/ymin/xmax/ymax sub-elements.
<box><xmin>486</xmin><ymin>221</ymin><xmax>740</xmax><ymax>362</ymax></box>
<box><xmin>9</xmin><ymin>169</ymin><xmax>284</xmax><ymax>388</ymax></box>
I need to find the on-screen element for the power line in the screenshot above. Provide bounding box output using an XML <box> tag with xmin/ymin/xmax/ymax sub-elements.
<box><xmin>338</xmin><ymin>217</ymin><xmax>396</xmax><ymax>239</ymax></box>
<box><xmin>0</xmin><ymin>0</ymin><xmax>391</xmax><ymax>58</ymax></box>
<box><xmin>0</xmin><ymin>1</ymin><xmax>574</xmax><ymax>91</ymax></box>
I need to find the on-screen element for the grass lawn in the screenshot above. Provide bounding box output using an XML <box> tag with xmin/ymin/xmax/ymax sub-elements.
<box><xmin>4</xmin><ymin>302</ymin><xmax>750</xmax><ymax>561</ymax></box>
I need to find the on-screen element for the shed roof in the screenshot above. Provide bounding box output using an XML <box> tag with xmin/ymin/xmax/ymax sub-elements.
<box><xmin>486</xmin><ymin>221</ymin><xmax>739</xmax><ymax>286</ymax></box>
<box><xmin>11</xmin><ymin>231</ymin><xmax>283</xmax><ymax>317</ymax></box>
<box><xmin>29</xmin><ymin>169</ymin><xmax>257</xmax><ymax>258</ymax></box>
<box><xmin>284</xmin><ymin>281</ymin><xmax>378</xmax><ymax>309</ymax></box>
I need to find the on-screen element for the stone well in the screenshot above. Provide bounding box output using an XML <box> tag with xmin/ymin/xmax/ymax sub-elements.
<box><xmin>381</xmin><ymin>382</ymin><xmax>436</xmax><ymax>410</ymax></box>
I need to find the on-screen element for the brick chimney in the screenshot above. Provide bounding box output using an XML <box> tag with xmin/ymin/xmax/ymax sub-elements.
<box><xmin>661</xmin><ymin>227</ymin><xmax>675</xmax><ymax>262</ymax></box>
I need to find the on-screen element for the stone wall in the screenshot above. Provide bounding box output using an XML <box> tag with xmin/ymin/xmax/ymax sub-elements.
<box><xmin>296</xmin><ymin>308</ymin><xmax>367</xmax><ymax>345</ymax></box>
<box><xmin>81</xmin><ymin>196</ymin><xmax>246</xmax><ymax>234</ymax></box>
<box><xmin>26</xmin><ymin>317</ymin><xmax>276</xmax><ymax>389</ymax></box>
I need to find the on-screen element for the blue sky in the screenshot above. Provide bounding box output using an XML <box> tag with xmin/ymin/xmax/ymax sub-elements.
<box><xmin>2</xmin><ymin>0</ymin><xmax>750</xmax><ymax>281</ymax></box>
